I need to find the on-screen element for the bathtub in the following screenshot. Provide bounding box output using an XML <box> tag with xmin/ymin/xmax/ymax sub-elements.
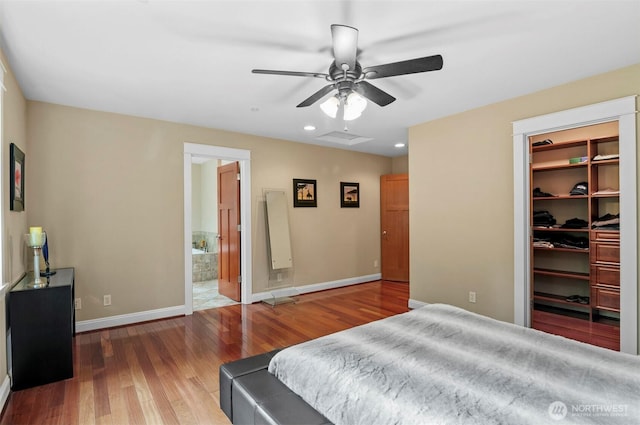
<box><xmin>192</xmin><ymin>248</ymin><xmax>218</xmax><ymax>282</ymax></box>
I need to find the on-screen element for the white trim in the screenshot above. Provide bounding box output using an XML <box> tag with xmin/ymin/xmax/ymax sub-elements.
<box><xmin>184</xmin><ymin>143</ymin><xmax>250</xmax><ymax>161</ymax></box>
<box><xmin>618</xmin><ymin>109</ymin><xmax>638</xmax><ymax>354</ymax></box>
<box><xmin>76</xmin><ymin>273</ymin><xmax>381</xmax><ymax>331</ymax></box>
<box><xmin>0</xmin><ymin>375</ymin><xmax>10</xmax><ymax>411</ymax></box>
<box><xmin>183</xmin><ymin>152</ymin><xmax>193</xmax><ymax>314</ymax></box>
<box><xmin>512</xmin><ymin>95</ymin><xmax>638</xmax><ymax>354</ymax></box>
<box><xmin>408</xmin><ymin>299</ymin><xmax>428</xmax><ymax>309</ymax></box>
<box><xmin>76</xmin><ymin>305</ymin><xmax>185</xmax><ymax>333</ymax></box>
<box><xmin>183</xmin><ymin>143</ymin><xmax>252</xmax><ymax>311</ymax></box>
<box><xmin>239</xmin><ymin>159</ymin><xmax>252</xmax><ymax>304</ymax></box>
<box><xmin>0</xmin><ymin>57</ymin><xmax>6</xmax><ymax>91</ymax></box>
<box><xmin>250</xmin><ymin>274</ymin><xmax>381</xmax><ymax>303</ymax></box>
<box><xmin>513</xmin><ymin>131</ymin><xmax>531</xmax><ymax>327</ymax></box>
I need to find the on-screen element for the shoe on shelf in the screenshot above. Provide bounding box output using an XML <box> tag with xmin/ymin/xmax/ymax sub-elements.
<box><xmin>566</xmin><ymin>295</ymin><xmax>581</xmax><ymax>303</ymax></box>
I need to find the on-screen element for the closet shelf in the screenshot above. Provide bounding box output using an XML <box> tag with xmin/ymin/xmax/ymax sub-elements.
<box><xmin>533</xmin><ymin>268</ymin><xmax>589</xmax><ymax>280</ymax></box>
<box><xmin>533</xmin><ymin>246</ymin><xmax>589</xmax><ymax>253</ymax></box>
<box><xmin>532</xmin><ymin>227</ymin><xmax>589</xmax><ymax>232</ymax></box>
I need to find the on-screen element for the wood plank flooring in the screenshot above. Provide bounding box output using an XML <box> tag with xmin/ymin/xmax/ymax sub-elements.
<box><xmin>0</xmin><ymin>281</ymin><xmax>409</xmax><ymax>425</ymax></box>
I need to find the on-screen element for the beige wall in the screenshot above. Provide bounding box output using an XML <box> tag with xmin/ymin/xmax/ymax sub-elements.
<box><xmin>1</xmin><ymin>51</ymin><xmax>27</xmax><ymax>287</ymax></box>
<box><xmin>391</xmin><ymin>155</ymin><xmax>408</xmax><ymax>174</ymax></box>
<box><xmin>25</xmin><ymin>102</ymin><xmax>391</xmax><ymax>320</ymax></box>
<box><xmin>409</xmin><ymin>63</ymin><xmax>640</xmax><ymax>334</ymax></box>
<box><xmin>1</xmin><ymin>49</ymin><xmax>28</xmax><ymax>386</ymax></box>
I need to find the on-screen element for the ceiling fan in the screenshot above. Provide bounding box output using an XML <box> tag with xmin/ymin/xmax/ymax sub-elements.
<box><xmin>252</xmin><ymin>24</ymin><xmax>443</xmax><ymax>119</ymax></box>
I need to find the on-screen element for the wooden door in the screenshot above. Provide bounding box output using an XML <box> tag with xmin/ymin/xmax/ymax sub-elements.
<box><xmin>218</xmin><ymin>162</ymin><xmax>241</xmax><ymax>301</ymax></box>
<box><xmin>381</xmin><ymin>174</ymin><xmax>409</xmax><ymax>282</ymax></box>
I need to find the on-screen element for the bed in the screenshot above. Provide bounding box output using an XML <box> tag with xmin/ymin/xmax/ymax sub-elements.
<box><xmin>219</xmin><ymin>304</ymin><xmax>640</xmax><ymax>425</ymax></box>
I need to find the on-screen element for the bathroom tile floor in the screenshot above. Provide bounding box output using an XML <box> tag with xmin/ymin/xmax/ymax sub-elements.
<box><xmin>193</xmin><ymin>279</ymin><xmax>239</xmax><ymax>311</ymax></box>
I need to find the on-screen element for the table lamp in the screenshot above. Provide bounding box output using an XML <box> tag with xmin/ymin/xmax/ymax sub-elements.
<box><xmin>25</xmin><ymin>227</ymin><xmax>46</xmax><ymax>287</ymax></box>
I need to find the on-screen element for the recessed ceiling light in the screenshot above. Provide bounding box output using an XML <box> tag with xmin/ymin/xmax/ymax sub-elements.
<box><xmin>394</xmin><ymin>143</ymin><xmax>406</xmax><ymax>148</ymax></box>
<box><xmin>304</xmin><ymin>125</ymin><xmax>316</xmax><ymax>131</ymax></box>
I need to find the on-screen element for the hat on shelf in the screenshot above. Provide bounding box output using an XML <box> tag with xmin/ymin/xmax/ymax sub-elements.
<box><xmin>569</xmin><ymin>181</ymin><xmax>588</xmax><ymax>196</ymax></box>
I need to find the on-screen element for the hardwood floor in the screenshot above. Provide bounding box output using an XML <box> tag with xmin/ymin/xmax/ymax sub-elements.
<box><xmin>0</xmin><ymin>281</ymin><xmax>409</xmax><ymax>425</ymax></box>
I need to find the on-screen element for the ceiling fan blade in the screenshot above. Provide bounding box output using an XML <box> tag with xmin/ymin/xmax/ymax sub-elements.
<box><xmin>354</xmin><ymin>81</ymin><xmax>396</xmax><ymax>107</ymax></box>
<box><xmin>297</xmin><ymin>84</ymin><xmax>336</xmax><ymax>107</ymax></box>
<box><xmin>252</xmin><ymin>69</ymin><xmax>329</xmax><ymax>79</ymax></box>
<box><xmin>331</xmin><ymin>24</ymin><xmax>358</xmax><ymax>72</ymax></box>
<box><xmin>363</xmin><ymin>54</ymin><xmax>443</xmax><ymax>79</ymax></box>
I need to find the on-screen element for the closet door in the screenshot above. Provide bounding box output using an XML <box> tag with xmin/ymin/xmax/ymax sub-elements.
<box><xmin>381</xmin><ymin>174</ymin><xmax>409</xmax><ymax>282</ymax></box>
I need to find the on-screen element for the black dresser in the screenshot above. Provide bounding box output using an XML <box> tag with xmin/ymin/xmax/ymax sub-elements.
<box><xmin>8</xmin><ymin>268</ymin><xmax>75</xmax><ymax>390</ymax></box>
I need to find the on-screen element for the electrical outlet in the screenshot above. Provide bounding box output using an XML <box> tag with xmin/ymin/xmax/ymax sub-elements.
<box><xmin>373</xmin><ymin>260</ymin><xmax>379</xmax><ymax>268</ymax></box>
<box><xmin>74</xmin><ymin>298</ymin><xmax>82</xmax><ymax>310</ymax></box>
<box><xmin>277</xmin><ymin>273</ymin><xmax>283</xmax><ymax>282</ymax></box>
<box><xmin>468</xmin><ymin>291</ymin><xmax>477</xmax><ymax>303</ymax></box>
<box><xmin>103</xmin><ymin>294</ymin><xmax>112</xmax><ymax>306</ymax></box>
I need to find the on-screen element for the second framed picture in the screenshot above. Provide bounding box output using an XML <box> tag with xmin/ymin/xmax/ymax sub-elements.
<box><xmin>340</xmin><ymin>182</ymin><xmax>359</xmax><ymax>208</ymax></box>
<box><xmin>293</xmin><ymin>178</ymin><xmax>317</xmax><ymax>207</ymax></box>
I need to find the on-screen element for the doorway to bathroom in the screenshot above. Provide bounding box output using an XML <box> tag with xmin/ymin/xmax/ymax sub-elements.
<box><xmin>191</xmin><ymin>157</ymin><xmax>238</xmax><ymax>310</ymax></box>
<box><xmin>183</xmin><ymin>143</ymin><xmax>252</xmax><ymax>314</ymax></box>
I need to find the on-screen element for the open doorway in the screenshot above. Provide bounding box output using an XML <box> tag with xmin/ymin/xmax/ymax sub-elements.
<box><xmin>183</xmin><ymin>143</ymin><xmax>252</xmax><ymax>315</ymax></box>
<box><xmin>512</xmin><ymin>96</ymin><xmax>637</xmax><ymax>354</ymax></box>
<box><xmin>191</xmin><ymin>158</ymin><xmax>238</xmax><ymax>310</ymax></box>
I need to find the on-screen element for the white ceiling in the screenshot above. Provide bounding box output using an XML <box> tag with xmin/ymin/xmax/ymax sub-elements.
<box><xmin>1</xmin><ymin>1</ymin><xmax>639</xmax><ymax>158</ymax></box>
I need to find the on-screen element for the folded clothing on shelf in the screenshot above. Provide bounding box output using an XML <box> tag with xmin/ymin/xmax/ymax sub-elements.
<box><xmin>532</xmin><ymin>139</ymin><xmax>553</xmax><ymax>147</ymax></box>
<box><xmin>533</xmin><ymin>210</ymin><xmax>556</xmax><ymax>227</ymax></box>
<box><xmin>592</xmin><ymin>213</ymin><xmax>620</xmax><ymax>230</ymax></box>
<box><xmin>566</xmin><ymin>295</ymin><xmax>590</xmax><ymax>304</ymax></box>
<box><xmin>560</xmin><ymin>218</ymin><xmax>588</xmax><ymax>229</ymax></box>
<box><xmin>592</xmin><ymin>187</ymin><xmax>619</xmax><ymax>195</ymax></box>
<box><xmin>532</xmin><ymin>187</ymin><xmax>556</xmax><ymax>198</ymax></box>
<box><xmin>533</xmin><ymin>233</ymin><xmax>589</xmax><ymax>250</ymax></box>
<box><xmin>592</xmin><ymin>153</ymin><xmax>619</xmax><ymax>161</ymax></box>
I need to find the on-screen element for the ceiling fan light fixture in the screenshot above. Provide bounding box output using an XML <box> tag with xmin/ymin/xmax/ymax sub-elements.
<box><xmin>320</xmin><ymin>96</ymin><xmax>340</xmax><ymax>118</ymax></box>
<box><xmin>343</xmin><ymin>91</ymin><xmax>367</xmax><ymax>121</ymax></box>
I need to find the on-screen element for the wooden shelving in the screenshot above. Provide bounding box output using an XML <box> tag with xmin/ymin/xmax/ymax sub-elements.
<box><xmin>533</xmin><ymin>246</ymin><xmax>588</xmax><ymax>253</ymax></box>
<box><xmin>533</xmin><ymin>268</ymin><xmax>589</xmax><ymax>280</ymax></box>
<box><xmin>530</xmin><ymin>128</ymin><xmax>620</xmax><ymax>350</ymax></box>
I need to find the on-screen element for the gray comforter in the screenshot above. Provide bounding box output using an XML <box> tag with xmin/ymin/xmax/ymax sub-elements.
<box><xmin>268</xmin><ymin>304</ymin><xmax>640</xmax><ymax>425</ymax></box>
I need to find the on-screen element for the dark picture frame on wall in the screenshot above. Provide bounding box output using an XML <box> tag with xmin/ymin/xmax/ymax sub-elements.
<box><xmin>293</xmin><ymin>178</ymin><xmax>317</xmax><ymax>207</ymax></box>
<box><xmin>10</xmin><ymin>143</ymin><xmax>25</xmax><ymax>212</ymax></box>
<box><xmin>340</xmin><ymin>182</ymin><xmax>359</xmax><ymax>208</ymax></box>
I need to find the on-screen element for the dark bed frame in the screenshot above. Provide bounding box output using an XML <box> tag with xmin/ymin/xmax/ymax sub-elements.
<box><xmin>219</xmin><ymin>349</ymin><xmax>333</xmax><ymax>425</ymax></box>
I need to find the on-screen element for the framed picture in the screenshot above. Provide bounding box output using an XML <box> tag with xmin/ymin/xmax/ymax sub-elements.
<box><xmin>293</xmin><ymin>178</ymin><xmax>317</xmax><ymax>207</ymax></box>
<box><xmin>340</xmin><ymin>182</ymin><xmax>359</xmax><ymax>208</ymax></box>
<box><xmin>10</xmin><ymin>143</ymin><xmax>25</xmax><ymax>212</ymax></box>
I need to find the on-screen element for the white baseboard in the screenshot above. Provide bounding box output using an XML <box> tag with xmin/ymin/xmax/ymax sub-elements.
<box><xmin>408</xmin><ymin>298</ymin><xmax>428</xmax><ymax>309</ymax></box>
<box><xmin>76</xmin><ymin>305</ymin><xmax>186</xmax><ymax>333</ymax></box>
<box><xmin>251</xmin><ymin>273</ymin><xmax>382</xmax><ymax>303</ymax></box>
<box><xmin>0</xmin><ymin>375</ymin><xmax>10</xmax><ymax>411</ymax></box>
<box><xmin>76</xmin><ymin>274</ymin><xmax>383</xmax><ymax>332</ymax></box>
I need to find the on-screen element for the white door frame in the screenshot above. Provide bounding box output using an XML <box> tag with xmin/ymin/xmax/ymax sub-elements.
<box><xmin>512</xmin><ymin>96</ymin><xmax>637</xmax><ymax>354</ymax></box>
<box><xmin>183</xmin><ymin>143</ymin><xmax>252</xmax><ymax>314</ymax></box>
